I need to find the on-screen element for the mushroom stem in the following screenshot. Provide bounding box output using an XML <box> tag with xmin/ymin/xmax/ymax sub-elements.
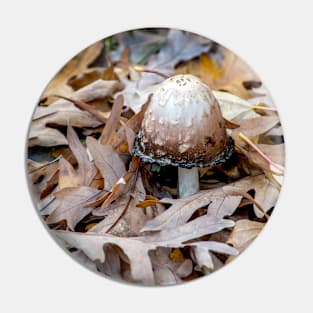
<box><xmin>178</xmin><ymin>167</ymin><xmax>199</xmax><ymax>198</ymax></box>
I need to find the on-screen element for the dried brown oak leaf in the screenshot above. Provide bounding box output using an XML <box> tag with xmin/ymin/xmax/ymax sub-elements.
<box><xmin>111</xmin><ymin>95</ymin><xmax>150</xmax><ymax>153</ymax></box>
<box><xmin>54</xmin><ymin>215</ymin><xmax>237</xmax><ymax>285</ymax></box>
<box><xmin>149</xmin><ymin>247</ymin><xmax>182</xmax><ymax>286</ymax></box>
<box><xmin>46</xmin><ymin>154</ymin><xmax>142</xmax><ymax>233</ymax></box>
<box><xmin>84</xmin><ymin>133</ymin><xmax>146</xmax><ymax>236</ymax></box>
<box><xmin>93</xmin><ymin>156</ymin><xmax>143</xmax><ymax>213</ymax></box>
<box><xmin>213</xmin><ymin>91</ymin><xmax>260</xmax><ymax>121</ymax></box>
<box><xmin>90</xmin><ymin>157</ymin><xmax>146</xmax><ymax>236</ymax></box>
<box><xmin>142</xmin><ymin>174</ymin><xmax>278</xmax><ymax>232</ymax></box>
<box><xmin>42</xmin><ymin>40</ymin><xmax>104</xmax><ymax>105</ymax></box>
<box><xmin>27</xmin><ymin>158</ymin><xmax>60</xmax><ymax>209</ymax></box>
<box><xmin>239</xmin><ymin>143</ymin><xmax>285</xmax><ymax>181</ymax></box>
<box><xmin>254</xmin><ymin>144</ymin><xmax>285</xmax><ymax>166</ymax></box>
<box><xmin>67</xmin><ymin>126</ymin><xmax>97</xmax><ymax>186</ymax></box>
<box><xmin>199</xmin><ymin>51</ymin><xmax>262</xmax><ymax>99</ymax></box>
<box><xmin>45</xmin><ymin>127</ymin><xmax>105</xmax><ymax>229</ymax></box>
<box><xmin>231</xmin><ymin>115</ymin><xmax>280</xmax><ymax>141</ymax></box>
<box><xmin>29</xmin><ymin>79</ymin><xmax>122</xmax><ymax>147</ymax></box>
<box><xmin>89</xmin><ymin>193</ymin><xmax>147</xmax><ymax>237</ymax></box>
<box><xmin>153</xmin><ymin>263</ymin><xmax>181</xmax><ymax>286</ymax></box>
<box><xmin>96</xmin><ymin>245</ymin><xmax>122</xmax><ymax>280</ymax></box>
<box><xmin>46</xmin><ymin>186</ymin><xmax>101</xmax><ymax>230</ymax></box>
<box><xmin>58</xmin><ymin>158</ymin><xmax>80</xmax><ymax>189</ymax></box>
<box><xmin>88</xmin><ymin>196</ymin><xmax>138</xmax><ymax>235</ymax></box>
<box><xmin>86</xmin><ymin>136</ymin><xmax>126</xmax><ymax>191</ymax></box>
<box><xmin>99</xmin><ymin>95</ymin><xmax>124</xmax><ymax>145</ymax></box>
<box><xmin>46</xmin><ymin>126</ymin><xmax>135</xmax><ymax>229</ymax></box>
<box><xmin>226</xmin><ymin>219</ymin><xmax>265</xmax><ymax>263</ymax></box>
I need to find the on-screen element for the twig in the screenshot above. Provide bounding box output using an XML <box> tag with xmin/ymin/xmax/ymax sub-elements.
<box><xmin>28</xmin><ymin>155</ymin><xmax>62</xmax><ymax>174</ymax></box>
<box><xmin>46</xmin><ymin>94</ymin><xmax>107</xmax><ymax>123</ymax></box>
<box><xmin>114</xmin><ymin>59</ymin><xmax>169</xmax><ymax>79</ymax></box>
<box><xmin>250</xmin><ymin>105</ymin><xmax>277</xmax><ymax>112</ymax></box>
<box><xmin>223</xmin><ymin>186</ymin><xmax>269</xmax><ymax>220</ymax></box>
<box><xmin>239</xmin><ymin>132</ymin><xmax>285</xmax><ymax>175</ymax></box>
<box><xmin>133</xmin><ymin>65</ymin><xmax>169</xmax><ymax>79</ymax></box>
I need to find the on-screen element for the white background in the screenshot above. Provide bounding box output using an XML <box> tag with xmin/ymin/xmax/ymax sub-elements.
<box><xmin>0</xmin><ymin>0</ymin><xmax>312</xmax><ymax>312</ymax></box>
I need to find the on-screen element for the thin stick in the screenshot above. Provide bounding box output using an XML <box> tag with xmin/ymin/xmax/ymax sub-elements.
<box><xmin>28</xmin><ymin>155</ymin><xmax>62</xmax><ymax>174</ymax></box>
<box><xmin>250</xmin><ymin>105</ymin><xmax>277</xmax><ymax>111</ymax></box>
<box><xmin>133</xmin><ymin>65</ymin><xmax>169</xmax><ymax>79</ymax></box>
<box><xmin>115</xmin><ymin>60</ymin><xmax>169</xmax><ymax>79</ymax></box>
<box><xmin>239</xmin><ymin>132</ymin><xmax>285</xmax><ymax>174</ymax></box>
<box><xmin>223</xmin><ymin>186</ymin><xmax>269</xmax><ymax>219</ymax></box>
<box><xmin>47</xmin><ymin>94</ymin><xmax>107</xmax><ymax>123</ymax></box>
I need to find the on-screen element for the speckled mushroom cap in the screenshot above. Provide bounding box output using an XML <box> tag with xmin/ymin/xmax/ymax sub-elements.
<box><xmin>134</xmin><ymin>74</ymin><xmax>233</xmax><ymax>168</ymax></box>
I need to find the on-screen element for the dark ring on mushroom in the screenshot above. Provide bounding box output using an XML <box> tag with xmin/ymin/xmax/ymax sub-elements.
<box><xmin>134</xmin><ymin>132</ymin><xmax>234</xmax><ymax>169</ymax></box>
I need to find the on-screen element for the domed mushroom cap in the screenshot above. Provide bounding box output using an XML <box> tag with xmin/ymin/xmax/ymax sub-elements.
<box><xmin>134</xmin><ymin>74</ymin><xmax>233</xmax><ymax>168</ymax></box>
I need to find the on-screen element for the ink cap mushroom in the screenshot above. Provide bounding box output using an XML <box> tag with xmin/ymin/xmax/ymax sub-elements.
<box><xmin>134</xmin><ymin>74</ymin><xmax>234</xmax><ymax>198</ymax></box>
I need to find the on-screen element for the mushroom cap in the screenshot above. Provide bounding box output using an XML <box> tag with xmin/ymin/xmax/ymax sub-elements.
<box><xmin>134</xmin><ymin>74</ymin><xmax>233</xmax><ymax>168</ymax></box>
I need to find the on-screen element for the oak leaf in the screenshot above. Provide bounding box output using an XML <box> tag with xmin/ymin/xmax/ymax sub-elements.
<box><xmin>226</xmin><ymin>219</ymin><xmax>264</xmax><ymax>263</ymax></box>
<box><xmin>43</xmin><ymin>40</ymin><xmax>104</xmax><ymax>105</ymax></box>
<box><xmin>27</xmin><ymin>158</ymin><xmax>60</xmax><ymax>208</ymax></box>
<box><xmin>99</xmin><ymin>95</ymin><xmax>124</xmax><ymax>145</ymax></box>
<box><xmin>142</xmin><ymin>174</ymin><xmax>279</xmax><ymax>232</ymax></box>
<box><xmin>232</xmin><ymin>115</ymin><xmax>280</xmax><ymax>140</ymax></box>
<box><xmin>93</xmin><ymin>157</ymin><xmax>144</xmax><ymax>213</ymax></box>
<box><xmin>58</xmin><ymin>157</ymin><xmax>80</xmax><ymax>189</ymax></box>
<box><xmin>199</xmin><ymin>51</ymin><xmax>261</xmax><ymax>99</ymax></box>
<box><xmin>67</xmin><ymin>126</ymin><xmax>97</xmax><ymax>186</ymax></box>
<box><xmin>213</xmin><ymin>90</ymin><xmax>260</xmax><ymax>121</ymax></box>
<box><xmin>141</xmin><ymin>184</ymin><xmax>242</xmax><ymax>232</ymax></box>
<box><xmin>29</xmin><ymin>79</ymin><xmax>122</xmax><ymax>146</ymax></box>
<box><xmin>54</xmin><ymin>215</ymin><xmax>236</xmax><ymax>285</ymax></box>
<box><xmin>226</xmin><ymin>174</ymin><xmax>280</xmax><ymax>217</ymax></box>
<box><xmin>193</xmin><ymin>241</ymin><xmax>238</xmax><ymax>271</ymax></box>
<box><xmin>86</xmin><ymin>137</ymin><xmax>126</xmax><ymax>191</ymax></box>
<box><xmin>46</xmin><ymin>186</ymin><xmax>101</xmax><ymax>230</ymax></box>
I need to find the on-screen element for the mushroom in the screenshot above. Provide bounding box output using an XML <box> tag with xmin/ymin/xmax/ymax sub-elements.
<box><xmin>134</xmin><ymin>74</ymin><xmax>234</xmax><ymax>198</ymax></box>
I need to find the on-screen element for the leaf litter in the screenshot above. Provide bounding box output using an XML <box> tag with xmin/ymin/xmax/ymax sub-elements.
<box><xmin>27</xmin><ymin>28</ymin><xmax>284</xmax><ymax>286</ymax></box>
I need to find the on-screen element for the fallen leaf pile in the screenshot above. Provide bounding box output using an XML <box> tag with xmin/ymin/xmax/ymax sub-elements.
<box><xmin>27</xmin><ymin>28</ymin><xmax>284</xmax><ymax>286</ymax></box>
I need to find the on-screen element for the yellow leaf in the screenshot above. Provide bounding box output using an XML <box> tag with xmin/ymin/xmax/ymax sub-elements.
<box><xmin>169</xmin><ymin>248</ymin><xmax>185</xmax><ymax>262</ymax></box>
<box><xmin>200</xmin><ymin>53</ymin><xmax>223</xmax><ymax>80</ymax></box>
<box><xmin>85</xmin><ymin>223</ymin><xmax>98</xmax><ymax>231</ymax></box>
<box><xmin>176</xmin><ymin>49</ymin><xmax>261</xmax><ymax>99</ymax></box>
